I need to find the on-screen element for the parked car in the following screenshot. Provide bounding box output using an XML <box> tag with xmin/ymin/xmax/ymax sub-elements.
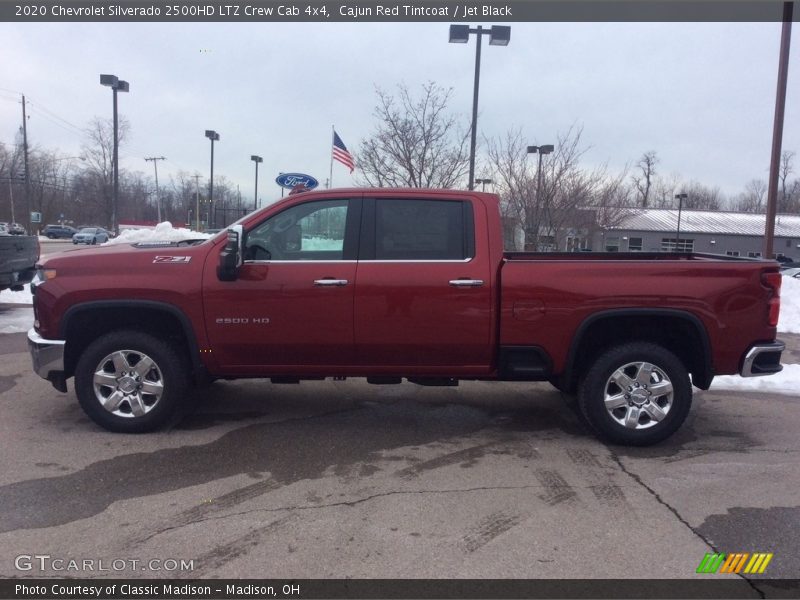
<box><xmin>42</xmin><ymin>224</ymin><xmax>77</xmax><ymax>239</ymax></box>
<box><xmin>77</xmin><ymin>225</ymin><xmax>115</xmax><ymax>238</ymax></box>
<box><xmin>8</xmin><ymin>223</ymin><xmax>26</xmax><ymax>235</ymax></box>
<box><xmin>0</xmin><ymin>224</ymin><xmax>9</xmax><ymax>235</ymax></box>
<box><xmin>28</xmin><ymin>188</ymin><xmax>785</xmax><ymax>445</ymax></box>
<box><xmin>72</xmin><ymin>227</ymin><xmax>110</xmax><ymax>245</ymax></box>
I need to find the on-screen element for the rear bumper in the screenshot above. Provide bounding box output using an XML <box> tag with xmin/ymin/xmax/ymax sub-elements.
<box><xmin>740</xmin><ymin>341</ymin><xmax>785</xmax><ymax>377</ymax></box>
<box><xmin>28</xmin><ymin>328</ymin><xmax>67</xmax><ymax>391</ymax></box>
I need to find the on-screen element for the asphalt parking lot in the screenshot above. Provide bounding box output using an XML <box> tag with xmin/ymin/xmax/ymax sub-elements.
<box><xmin>0</xmin><ymin>322</ymin><xmax>798</xmax><ymax>596</ymax></box>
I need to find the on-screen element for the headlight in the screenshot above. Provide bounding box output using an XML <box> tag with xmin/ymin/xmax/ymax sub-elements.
<box><xmin>31</xmin><ymin>267</ymin><xmax>56</xmax><ymax>295</ymax></box>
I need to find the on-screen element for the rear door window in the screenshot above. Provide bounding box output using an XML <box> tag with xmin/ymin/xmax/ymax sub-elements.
<box><xmin>372</xmin><ymin>199</ymin><xmax>474</xmax><ymax>260</ymax></box>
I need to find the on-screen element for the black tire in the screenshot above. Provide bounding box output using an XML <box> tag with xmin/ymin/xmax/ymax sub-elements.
<box><xmin>91</xmin><ymin>238</ymin><xmax>97</xmax><ymax>245</ymax></box>
<box><xmin>74</xmin><ymin>330</ymin><xmax>189</xmax><ymax>433</ymax></box>
<box><xmin>577</xmin><ymin>342</ymin><xmax>692</xmax><ymax>446</ymax></box>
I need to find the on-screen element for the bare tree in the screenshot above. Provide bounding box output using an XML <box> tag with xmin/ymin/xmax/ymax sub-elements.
<box><xmin>81</xmin><ymin>117</ymin><xmax>130</xmax><ymax>227</ymax></box>
<box><xmin>631</xmin><ymin>151</ymin><xmax>658</xmax><ymax>207</ymax></box>
<box><xmin>778</xmin><ymin>150</ymin><xmax>798</xmax><ymax>213</ymax></box>
<box><xmin>486</xmin><ymin>125</ymin><xmax>633</xmax><ymax>251</ymax></box>
<box><xmin>358</xmin><ymin>82</ymin><xmax>470</xmax><ymax>188</ymax></box>
<box><xmin>484</xmin><ymin>128</ymin><xmax>534</xmax><ymax>249</ymax></box>
<box><xmin>677</xmin><ymin>180</ymin><xmax>724</xmax><ymax>211</ymax></box>
<box><xmin>735</xmin><ymin>179</ymin><xmax>768</xmax><ymax>213</ymax></box>
<box><xmin>649</xmin><ymin>172</ymin><xmax>683</xmax><ymax>209</ymax></box>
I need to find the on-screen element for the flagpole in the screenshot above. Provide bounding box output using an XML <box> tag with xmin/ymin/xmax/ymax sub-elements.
<box><xmin>329</xmin><ymin>125</ymin><xmax>335</xmax><ymax>189</ymax></box>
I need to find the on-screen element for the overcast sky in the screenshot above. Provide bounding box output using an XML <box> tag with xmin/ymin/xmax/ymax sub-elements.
<box><xmin>1</xmin><ymin>20</ymin><xmax>798</xmax><ymax>206</ymax></box>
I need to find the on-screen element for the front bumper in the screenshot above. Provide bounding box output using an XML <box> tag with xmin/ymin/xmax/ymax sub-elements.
<box><xmin>28</xmin><ymin>328</ymin><xmax>67</xmax><ymax>391</ymax></box>
<box><xmin>740</xmin><ymin>341</ymin><xmax>785</xmax><ymax>377</ymax></box>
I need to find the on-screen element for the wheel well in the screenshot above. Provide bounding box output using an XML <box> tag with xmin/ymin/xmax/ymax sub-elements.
<box><xmin>565</xmin><ymin>313</ymin><xmax>711</xmax><ymax>393</ymax></box>
<box><xmin>63</xmin><ymin>306</ymin><xmax>195</xmax><ymax>379</ymax></box>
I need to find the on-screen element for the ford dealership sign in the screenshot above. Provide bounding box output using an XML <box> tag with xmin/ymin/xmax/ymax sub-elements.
<box><xmin>276</xmin><ymin>173</ymin><xmax>319</xmax><ymax>190</ymax></box>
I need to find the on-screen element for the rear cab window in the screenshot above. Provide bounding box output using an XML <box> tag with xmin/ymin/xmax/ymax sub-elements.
<box><xmin>361</xmin><ymin>198</ymin><xmax>475</xmax><ymax>261</ymax></box>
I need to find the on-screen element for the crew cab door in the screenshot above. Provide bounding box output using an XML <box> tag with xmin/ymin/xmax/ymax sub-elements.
<box><xmin>203</xmin><ymin>197</ymin><xmax>360</xmax><ymax>371</ymax></box>
<box><xmin>353</xmin><ymin>196</ymin><xmax>493</xmax><ymax>372</ymax></box>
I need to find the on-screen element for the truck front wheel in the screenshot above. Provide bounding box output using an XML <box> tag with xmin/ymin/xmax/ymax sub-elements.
<box><xmin>577</xmin><ymin>342</ymin><xmax>692</xmax><ymax>446</ymax></box>
<box><xmin>74</xmin><ymin>330</ymin><xmax>188</xmax><ymax>433</ymax></box>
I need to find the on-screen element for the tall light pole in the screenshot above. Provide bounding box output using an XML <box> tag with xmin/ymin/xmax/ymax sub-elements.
<box><xmin>251</xmin><ymin>155</ymin><xmax>263</xmax><ymax>210</ymax></box>
<box><xmin>674</xmin><ymin>193</ymin><xmax>688</xmax><ymax>252</ymax></box>
<box><xmin>205</xmin><ymin>130</ymin><xmax>219</xmax><ymax>228</ymax></box>
<box><xmin>526</xmin><ymin>145</ymin><xmax>554</xmax><ymax>251</ymax></box>
<box><xmin>475</xmin><ymin>177</ymin><xmax>492</xmax><ymax>192</ymax></box>
<box><xmin>449</xmin><ymin>24</ymin><xmax>510</xmax><ymax>191</ymax></box>
<box><xmin>100</xmin><ymin>75</ymin><xmax>129</xmax><ymax>234</ymax></box>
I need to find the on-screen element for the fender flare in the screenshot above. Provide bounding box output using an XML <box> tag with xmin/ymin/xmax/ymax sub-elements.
<box><xmin>60</xmin><ymin>300</ymin><xmax>203</xmax><ymax>374</ymax></box>
<box><xmin>563</xmin><ymin>308</ymin><xmax>714</xmax><ymax>390</ymax></box>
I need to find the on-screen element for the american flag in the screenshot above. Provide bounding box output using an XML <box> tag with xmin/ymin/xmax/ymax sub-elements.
<box><xmin>332</xmin><ymin>131</ymin><xmax>355</xmax><ymax>173</ymax></box>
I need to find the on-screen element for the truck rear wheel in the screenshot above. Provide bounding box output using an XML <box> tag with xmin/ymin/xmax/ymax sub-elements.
<box><xmin>74</xmin><ymin>330</ymin><xmax>188</xmax><ymax>433</ymax></box>
<box><xmin>577</xmin><ymin>342</ymin><xmax>691</xmax><ymax>446</ymax></box>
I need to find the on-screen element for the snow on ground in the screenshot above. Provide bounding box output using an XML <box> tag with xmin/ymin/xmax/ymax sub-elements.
<box><xmin>302</xmin><ymin>236</ymin><xmax>342</xmax><ymax>251</ymax></box>
<box><xmin>105</xmin><ymin>222</ymin><xmax>212</xmax><ymax>246</ymax></box>
<box><xmin>0</xmin><ymin>285</ymin><xmax>33</xmax><ymax>305</ymax></box>
<box><xmin>711</xmin><ymin>363</ymin><xmax>800</xmax><ymax>395</ymax></box>
<box><xmin>0</xmin><ymin>307</ymin><xmax>33</xmax><ymax>334</ymax></box>
<box><xmin>779</xmin><ymin>275</ymin><xmax>800</xmax><ymax>334</ymax></box>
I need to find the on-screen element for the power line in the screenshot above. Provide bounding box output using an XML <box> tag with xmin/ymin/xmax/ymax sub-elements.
<box><xmin>25</xmin><ymin>97</ymin><xmax>87</xmax><ymax>134</ymax></box>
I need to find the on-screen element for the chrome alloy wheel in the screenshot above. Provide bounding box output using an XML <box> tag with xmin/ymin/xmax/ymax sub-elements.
<box><xmin>603</xmin><ymin>361</ymin><xmax>673</xmax><ymax>430</ymax></box>
<box><xmin>92</xmin><ymin>350</ymin><xmax>164</xmax><ymax>418</ymax></box>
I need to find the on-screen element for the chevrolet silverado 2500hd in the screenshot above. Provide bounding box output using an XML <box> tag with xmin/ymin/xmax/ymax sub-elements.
<box><xmin>28</xmin><ymin>188</ymin><xmax>784</xmax><ymax>445</ymax></box>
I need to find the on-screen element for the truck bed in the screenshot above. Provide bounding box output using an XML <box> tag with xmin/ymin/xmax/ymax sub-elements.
<box><xmin>504</xmin><ymin>251</ymin><xmax>764</xmax><ymax>262</ymax></box>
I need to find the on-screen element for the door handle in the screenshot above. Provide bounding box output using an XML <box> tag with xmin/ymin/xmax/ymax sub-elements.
<box><xmin>314</xmin><ymin>279</ymin><xmax>349</xmax><ymax>287</ymax></box>
<box><xmin>449</xmin><ymin>279</ymin><xmax>484</xmax><ymax>287</ymax></box>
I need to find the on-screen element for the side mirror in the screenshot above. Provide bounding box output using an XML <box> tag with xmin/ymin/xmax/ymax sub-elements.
<box><xmin>217</xmin><ymin>225</ymin><xmax>243</xmax><ymax>281</ymax></box>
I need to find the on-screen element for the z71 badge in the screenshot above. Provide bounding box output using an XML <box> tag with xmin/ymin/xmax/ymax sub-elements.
<box><xmin>153</xmin><ymin>256</ymin><xmax>191</xmax><ymax>263</ymax></box>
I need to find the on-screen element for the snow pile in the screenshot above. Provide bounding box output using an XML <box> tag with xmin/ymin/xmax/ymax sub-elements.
<box><xmin>302</xmin><ymin>236</ymin><xmax>342</xmax><ymax>251</ymax></box>
<box><xmin>0</xmin><ymin>308</ymin><xmax>33</xmax><ymax>334</ymax></box>
<box><xmin>711</xmin><ymin>363</ymin><xmax>800</xmax><ymax>395</ymax></box>
<box><xmin>0</xmin><ymin>285</ymin><xmax>33</xmax><ymax>305</ymax></box>
<box><xmin>779</xmin><ymin>275</ymin><xmax>800</xmax><ymax>334</ymax></box>
<box><xmin>104</xmin><ymin>222</ymin><xmax>212</xmax><ymax>246</ymax></box>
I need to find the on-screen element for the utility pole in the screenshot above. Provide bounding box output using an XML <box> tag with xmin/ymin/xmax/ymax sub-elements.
<box><xmin>192</xmin><ymin>174</ymin><xmax>201</xmax><ymax>231</ymax></box>
<box><xmin>144</xmin><ymin>156</ymin><xmax>166</xmax><ymax>222</ymax></box>
<box><xmin>764</xmin><ymin>1</ymin><xmax>793</xmax><ymax>258</ymax></box>
<box><xmin>21</xmin><ymin>95</ymin><xmax>30</xmax><ymax>232</ymax></box>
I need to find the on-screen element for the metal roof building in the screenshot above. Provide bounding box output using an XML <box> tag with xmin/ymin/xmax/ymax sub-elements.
<box><xmin>593</xmin><ymin>209</ymin><xmax>800</xmax><ymax>258</ymax></box>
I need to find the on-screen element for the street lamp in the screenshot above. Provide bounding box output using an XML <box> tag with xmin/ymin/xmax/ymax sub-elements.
<box><xmin>205</xmin><ymin>130</ymin><xmax>220</xmax><ymax>228</ymax></box>
<box><xmin>526</xmin><ymin>145</ymin><xmax>554</xmax><ymax>251</ymax></box>
<box><xmin>475</xmin><ymin>177</ymin><xmax>493</xmax><ymax>192</ymax></box>
<box><xmin>100</xmin><ymin>74</ymin><xmax>129</xmax><ymax>233</ymax></box>
<box><xmin>251</xmin><ymin>155</ymin><xmax>263</xmax><ymax>210</ymax></box>
<box><xmin>674</xmin><ymin>193</ymin><xmax>688</xmax><ymax>252</ymax></box>
<box><xmin>449</xmin><ymin>24</ymin><xmax>511</xmax><ymax>191</ymax></box>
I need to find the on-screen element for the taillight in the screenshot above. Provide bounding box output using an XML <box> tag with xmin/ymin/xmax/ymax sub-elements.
<box><xmin>762</xmin><ymin>271</ymin><xmax>782</xmax><ymax>327</ymax></box>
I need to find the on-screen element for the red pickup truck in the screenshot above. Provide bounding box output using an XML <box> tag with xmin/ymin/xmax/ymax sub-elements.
<box><xmin>28</xmin><ymin>188</ymin><xmax>785</xmax><ymax>445</ymax></box>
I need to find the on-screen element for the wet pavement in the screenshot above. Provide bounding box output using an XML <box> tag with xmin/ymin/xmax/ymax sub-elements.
<box><xmin>0</xmin><ymin>329</ymin><xmax>798</xmax><ymax>593</ymax></box>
